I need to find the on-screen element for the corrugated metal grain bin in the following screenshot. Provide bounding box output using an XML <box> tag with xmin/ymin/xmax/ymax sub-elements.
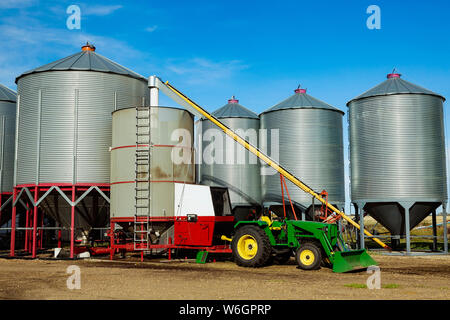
<box><xmin>260</xmin><ymin>87</ymin><xmax>345</xmax><ymax>219</ymax></box>
<box><xmin>111</xmin><ymin>106</ymin><xmax>195</xmax><ymax>219</ymax></box>
<box><xmin>347</xmin><ymin>73</ymin><xmax>447</xmax><ymax>235</ymax></box>
<box><xmin>15</xmin><ymin>43</ymin><xmax>149</xmax><ymax>231</ymax></box>
<box><xmin>0</xmin><ymin>84</ymin><xmax>16</xmax><ymax>194</ymax></box>
<box><xmin>0</xmin><ymin>84</ymin><xmax>16</xmax><ymax>227</ymax></box>
<box><xmin>197</xmin><ymin>97</ymin><xmax>261</xmax><ymax>215</ymax></box>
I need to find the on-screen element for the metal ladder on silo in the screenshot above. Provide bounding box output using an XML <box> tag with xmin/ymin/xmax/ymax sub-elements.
<box><xmin>134</xmin><ymin>105</ymin><xmax>152</xmax><ymax>250</ymax></box>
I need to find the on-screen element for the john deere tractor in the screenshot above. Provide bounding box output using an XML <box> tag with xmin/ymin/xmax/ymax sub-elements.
<box><xmin>230</xmin><ymin>216</ymin><xmax>376</xmax><ymax>273</ymax></box>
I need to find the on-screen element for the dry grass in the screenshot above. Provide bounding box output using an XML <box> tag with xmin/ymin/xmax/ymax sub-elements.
<box><xmin>362</xmin><ymin>215</ymin><xmax>447</xmax><ymax>235</ymax></box>
<box><xmin>341</xmin><ymin>215</ymin><xmax>449</xmax><ymax>250</ymax></box>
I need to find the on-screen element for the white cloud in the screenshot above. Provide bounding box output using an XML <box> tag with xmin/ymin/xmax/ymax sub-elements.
<box><xmin>0</xmin><ymin>14</ymin><xmax>146</xmax><ymax>87</ymax></box>
<box><xmin>48</xmin><ymin>3</ymin><xmax>123</xmax><ymax>17</ymax></box>
<box><xmin>166</xmin><ymin>58</ymin><xmax>248</xmax><ymax>85</ymax></box>
<box><xmin>0</xmin><ymin>0</ymin><xmax>36</xmax><ymax>9</ymax></box>
<box><xmin>0</xmin><ymin>5</ymin><xmax>248</xmax><ymax>90</ymax></box>
<box><xmin>145</xmin><ymin>25</ymin><xmax>158</xmax><ymax>32</ymax></box>
<box><xmin>82</xmin><ymin>5</ymin><xmax>123</xmax><ymax>16</ymax></box>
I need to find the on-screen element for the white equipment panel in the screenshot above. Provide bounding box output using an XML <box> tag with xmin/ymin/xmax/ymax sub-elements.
<box><xmin>174</xmin><ymin>183</ymin><xmax>215</xmax><ymax>217</ymax></box>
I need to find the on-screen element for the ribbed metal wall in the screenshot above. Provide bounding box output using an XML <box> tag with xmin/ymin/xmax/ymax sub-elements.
<box><xmin>0</xmin><ymin>100</ymin><xmax>16</xmax><ymax>193</ymax></box>
<box><xmin>16</xmin><ymin>71</ymin><xmax>149</xmax><ymax>186</ymax></box>
<box><xmin>260</xmin><ymin>109</ymin><xmax>345</xmax><ymax>209</ymax></box>
<box><xmin>198</xmin><ymin>117</ymin><xmax>261</xmax><ymax>207</ymax></box>
<box><xmin>349</xmin><ymin>94</ymin><xmax>447</xmax><ymax>202</ymax></box>
<box><xmin>111</xmin><ymin>107</ymin><xmax>195</xmax><ymax>218</ymax></box>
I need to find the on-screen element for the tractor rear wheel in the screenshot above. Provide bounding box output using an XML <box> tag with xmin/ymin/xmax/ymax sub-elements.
<box><xmin>232</xmin><ymin>225</ymin><xmax>272</xmax><ymax>268</ymax></box>
<box><xmin>295</xmin><ymin>242</ymin><xmax>322</xmax><ymax>270</ymax></box>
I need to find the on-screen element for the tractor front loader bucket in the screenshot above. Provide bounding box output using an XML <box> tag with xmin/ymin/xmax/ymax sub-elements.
<box><xmin>332</xmin><ymin>249</ymin><xmax>377</xmax><ymax>273</ymax></box>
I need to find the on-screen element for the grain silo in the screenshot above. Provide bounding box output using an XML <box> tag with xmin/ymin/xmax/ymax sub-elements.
<box><xmin>347</xmin><ymin>72</ymin><xmax>447</xmax><ymax>251</ymax></box>
<box><xmin>0</xmin><ymin>84</ymin><xmax>16</xmax><ymax>228</ymax></box>
<box><xmin>110</xmin><ymin>106</ymin><xmax>194</xmax><ymax>245</ymax></box>
<box><xmin>10</xmin><ymin>43</ymin><xmax>149</xmax><ymax>257</ymax></box>
<box><xmin>260</xmin><ymin>87</ymin><xmax>345</xmax><ymax>220</ymax></box>
<box><xmin>197</xmin><ymin>97</ymin><xmax>261</xmax><ymax>219</ymax></box>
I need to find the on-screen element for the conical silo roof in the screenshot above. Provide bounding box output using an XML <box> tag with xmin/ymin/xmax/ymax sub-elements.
<box><xmin>347</xmin><ymin>73</ymin><xmax>445</xmax><ymax>105</ymax></box>
<box><xmin>0</xmin><ymin>84</ymin><xmax>16</xmax><ymax>102</ymax></box>
<box><xmin>212</xmin><ymin>96</ymin><xmax>259</xmax><ymax>119</ymax></box>
<box><xmin>15</xmin><ymin>42</ymin><xmax>146</xmax><ymax>83</ymax></box>
<box><xmin>261</xmin><ymin>88</ymin><xmax>344</xmax><ymax>115</ymax></box>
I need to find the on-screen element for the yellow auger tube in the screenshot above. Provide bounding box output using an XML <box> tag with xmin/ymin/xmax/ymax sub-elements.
<box><xmin>163</xmin><ymin>81</ymin><xmax>391</xmax><ymax>250</ymax></box>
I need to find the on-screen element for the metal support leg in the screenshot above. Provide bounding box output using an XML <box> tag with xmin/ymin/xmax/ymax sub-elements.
<box><xmin>405</xmin><ymin>206</ymin><xmax>411</xmax><ymax>254</ymax></box>
<box><xmin>358</xmin><ymin>206</ymin><xmax>365</xmax><ymax>250</ymax></box>
<box><xmin>25</xmin><ymin>203</ymin><xmax>30</xmax><ymax>252</ymax></box>
<box><xmin>443</xmin><ymin>203</ymin><xmax>448</xmax><ymax>254</ymax></box>
<box><xmin>432</xmin><ymin>210</ymin><xmax>438</xmax><ymax>252</ymax></box>
<box><xmin>39</xmin><ymin>209</ymin><xmax>44</xmax><ymax>249</ymax></box>
<box><xmin>32</xmin><ymin>186</ymin><xmax>38</xmax><ymax>258</ymax></box>
<box><xmin>58</xmin><ymin>229</ymin><xmax>62</xmax><ymax>249</ymax></box>
<box><xmin>109</xmin><ymin>221</ymin><xmax>115</xmax><ymax>261</ymax></box>
<box><xmin>301</xmin><ymin>211</ymin><xmax>306</xmax><ymax>221</ymax></box>
<box><xmin>168</xmin><ymin>236</ymin><xmax>172</xmax><ymax>261</ymax></box>
<box><xmin>10</xmin><ymin>188</ymin><xmax>17</xmax><ymax>257</ymax></box>
<box><xmin>70</xmin><ymin>186</ymin><xmax>75</xmax><ymax>259</ymax></box>
<box><xmin>29</xmin><ymin>205</ymin><xmax>33</xmax><ymax>253</ymax></box>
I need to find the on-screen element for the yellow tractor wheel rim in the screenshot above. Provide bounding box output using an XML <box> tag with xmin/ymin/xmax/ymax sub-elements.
<box><xmin>300</xmin><ymin>249</ymin><xmax>315</xmax><ymax>266</ymax></box>
<box><xmin>237</xmin><ymin>235</ymin><xmax>258</xmax><ymax>260</ymax></box>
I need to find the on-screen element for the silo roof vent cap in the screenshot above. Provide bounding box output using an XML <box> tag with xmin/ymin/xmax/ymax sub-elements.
<box><xmin>295</xmin><ymin>85</ymin><xmax>306</xmax><ymax>94</ymax></box>
<box><xmin>387</xmin><ymin>73</ymin><xmax>401</xmax><ymax>79</ymax></box>
<box><xmin>228</xmin><ymin>96</ymin><xmax>239</xmax><ymax>104</ymax></box>
<box><xmin>81</xmin><ymin>42</ymin><xmax>96</xmax><ymax>52</ymax></box>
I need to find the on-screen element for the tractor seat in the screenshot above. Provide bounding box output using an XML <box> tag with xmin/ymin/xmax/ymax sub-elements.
<box><xmin>260</xmin><ymin>216</ymin><xmax>282</xmax><ymax>230</ymax></box>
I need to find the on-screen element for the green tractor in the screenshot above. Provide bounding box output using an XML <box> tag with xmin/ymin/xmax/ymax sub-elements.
<box><xmin>230</xmin><ymin>216</ymin><xmax>377</xmax><ymax>273</ymax></box>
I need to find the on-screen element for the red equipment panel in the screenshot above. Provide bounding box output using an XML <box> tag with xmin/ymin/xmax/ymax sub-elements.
<box><xmin>174</xmin><ymin>216</ymin><xmax>234</xmax><ymax>246</ymax></box>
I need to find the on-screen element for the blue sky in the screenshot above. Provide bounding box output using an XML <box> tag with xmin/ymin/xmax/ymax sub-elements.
<box><xmin>1</xmin><ymin>0</ymin><xmax>449</xmax><ymax>212</ymax></box>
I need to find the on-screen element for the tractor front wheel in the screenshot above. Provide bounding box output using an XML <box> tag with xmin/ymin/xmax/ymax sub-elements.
<box><xmin>295</xmin><ymin>242</ymin><xmax>322</xmax><ymax>270</ymax></box>
<box><xmin>232</xmin><ymin>225</ymin><xmax>272</xmax><ymax>268</ymax></box>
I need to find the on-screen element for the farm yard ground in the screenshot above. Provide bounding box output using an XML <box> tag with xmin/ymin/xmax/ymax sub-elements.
<box><xmin>0</xmin><ymin>253</ymin><xmax>448</xmax><ymax>300</ymax></box>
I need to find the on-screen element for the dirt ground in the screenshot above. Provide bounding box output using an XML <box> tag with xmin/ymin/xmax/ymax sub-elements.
<box><xmin>0</xmin><ymin>253</ymin><xmax>448</xmax><ymax>300</ymax></box>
